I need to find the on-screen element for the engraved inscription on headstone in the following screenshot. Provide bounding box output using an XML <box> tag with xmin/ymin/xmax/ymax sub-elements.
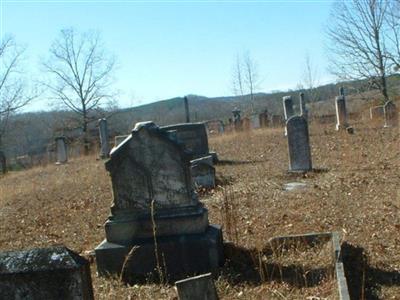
<box><xmin>287</xmin><ymin>116</ymin><xmax>312</xmax><ymax>172</ymax></box>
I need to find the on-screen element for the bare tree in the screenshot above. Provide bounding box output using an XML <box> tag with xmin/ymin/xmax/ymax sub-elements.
<box><xmin>301</xmin><ymin>53</ymin><xmax>320</xmax><ymax>102</ymax></box>
<box><xmin>327</xmin><ymin>0</ymin><xmax>390</xmax><ymax>102</ymax></box>
<box><xmin>0</xmin><ymin>37</ymin><xmax>36</xmax><ymax>155</ymax></box>
<box><xmin>231</xmin><ymin>51</ymin><xmax>260</xmax><ymax>113</ymax></box>
<box><xmin>43</xmin><ymin>28</ymin><xmax>116</xmax><ymax>154</ymax></box>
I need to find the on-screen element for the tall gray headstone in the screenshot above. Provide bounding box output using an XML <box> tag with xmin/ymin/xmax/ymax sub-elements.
<box><xmin>98</xmin><ymin>118</ymin><xmax>110</xmax><ymax>158</ymax></box>
<box><xmin>383</xmin><ymin>101</ymin><xmax>398</xmax><ymax>127</ymax></box>
<box><xmin>299</xmin><ymin>92</ymin><xmax>308</xmax><ymax>120</ymax></box>
<box><xmin>335</xmin><ymin>96</ymin><xmax>348</xmax><ymax>131</ymax></box>
<box><xmin>175</xmin><ymin>273</ymin><xmax>219</xmax><ymax>300</ymax></box>
<box><xmin>55</xmin><ymin>136</ymin><xmax>67</xmax><ymax>164</ymax></box>
<box><xmin>184</xmin><ymin>96</ymin><xmax>190</xmax><ymax>123</ymax></box>
<box><xmin>283</xmin><ymin>96</ymin><xmax>294</xmax><ymax>120</ymax></box>
<box><xmin>287</xmin><ymin>116</ymin><xmax>312</xmax><ymax>172</ymax></box>
<box><xmin>0</xmin><ymin>246</ymin><xmax>94</xmax><ymax>300</ymax></box>
<box><xmin>95</xmin><ymin>122</ymin><xmax>223</xmax><ymax>282</ymax></box>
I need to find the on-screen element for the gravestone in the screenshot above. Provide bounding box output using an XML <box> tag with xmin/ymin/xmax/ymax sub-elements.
<box><xmin>0</xmin><ymin>246</ymin><xmax>94</xmax><ymax>300</ymax></box>
<box><xmin>0</xmin><ymin>151</ymin><xmax>6</xmax><ymax>174</ymax></box>
<box><xmin>383</xmin><ymin>101</ymin><xmax>398</xmax><ymax>127</ymax></box>
<box><xmin>191</xmin><ymin>155</ymin><xmax>215</xmax><ymax>188</ymax></box>
<box><xmin>175</xmin><ymin>273</ymin><xmax>218</xmax><ymax>300</ymax></box>
<box><xmin>287</xmin><ymin>116</ymin><xmax>312</xmax><ymax>172</ymax></box>
<box><xmin>370</xmin><ymin>105</ymin><xmax>384</xmax><ymax>120</ymax></box>
<box><xmin>232</xmin><ymin>107</ymin><xmax>241</xmax><ymax>131</ymax></box>
<box><xmin>95</xmin><ymin>122</ymin><xmax>223</xmax><ymax>281</ymax></box>
<box><xmin>335</xmin><ymin>96</ymin><xmax>349</xmax><ymax>131</ymax></box>
<box><xmin>161</xmin><ymin>123</ymin><xmax>218</xmax><ymax>162</ymax></box>
<box><xmin>184</xmin><ymin>96</ymin><xmax>190</xmax><ymax>123</ymax></box>
<box><xmin>55</xmin><ymin>136</ymin><xmax>67</xmax><ymax>164</ymax></box>
<box><xmin>299</xmin><ymin>92</ymin><xmax>308</xmax><ymax>120</ymax></box>
<box><xmin>283</xmin><ymin>96</ymin><xmax>294</xmax><ymax>120</ymax></box>
<box><xmin>250</xmin><ymin>114</ymin><xmax>261</xmax><ymax>129</ymax></box>
<box><xmin>259</xmin><ymin>110</ymin><xmax>269</xmax><ymax>127</ymax></box>
<box><xmin>270</xmin><ymin>115</ymin><xmax>284</xmax><ymax>127</ymax></box>
<box><xmin>205</xmin><ymin>120</ymin><xmax>224</xmax><ymax>134</ymax></box>
<box><xmin>98</xmin><ymin>118</ymin><xmax>110</xmax><ymax>158</ymax></box>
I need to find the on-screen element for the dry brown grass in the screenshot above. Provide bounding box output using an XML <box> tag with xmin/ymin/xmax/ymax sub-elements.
<box><xmin>0</xmin><ymin>119</ymin><xmax>399</xmax><ymax>299</ymax></box>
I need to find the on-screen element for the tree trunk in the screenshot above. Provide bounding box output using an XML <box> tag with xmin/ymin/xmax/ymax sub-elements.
<box><xmin>82</xmin><ymin>110</ymin><xmax>90</xmax><ymax>156</ymax></box>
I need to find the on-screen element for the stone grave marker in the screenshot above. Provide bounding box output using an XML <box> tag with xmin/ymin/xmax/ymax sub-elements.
<box><xmin>0</xmin><ymin>246</ymin><xmax>94</xmax><ymax>300</ymax></box>
<box><xmin>250</xmin><ymin>114</ymin><xmax>261</xmax><ymax>129</ymax></box>
<box><xmin>175</xmin><ymin>273</ymin><xmax>218</xmax><ymax>300</ymax></box>
<box><xmin>55</xmin><ymin>136</ymin><xmax>67</xmax><ymax>164</ymax></box>
<box><xmin>98</xmin><ymin>118</ymin><xmax>110</xmax><ymax>158</ymax></box>
<box><xmin>383</xmin><ymin>101</ymin><xmax>398</xmax><ymax>127</ymax></box>
<box><xmin>287</xmin><ymin>116</ymin><xmax>312</xmax><ymax>172</ymax></box>
<box><xmin>335</xmin><ymin>95</ymin><xmax>349</xmax><ymax>131</ymax></box>
<box><xmin>191</xmin><ymin>155</ymin><xmax>215</xmax><ymax>188</ymax></box>
<box><xmin>95</xmin><ymin>122</ymin><xmax>223</xmax><ymax>282</ymax></box>
<box><xmin>161</xmin><ymin>122</ymin><xmax>218</xmax><ymax>162</ymax></box>
<box><xmin>370</xmin><ymin>105</ymin><xmax>384</xmax><ymax>120</ymax></box>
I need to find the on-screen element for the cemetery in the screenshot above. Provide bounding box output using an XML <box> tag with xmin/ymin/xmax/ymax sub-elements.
<box><xmin>0</xmin><ymin>92</ymin><xmax>398</xmax><ymax>298</ymax></box>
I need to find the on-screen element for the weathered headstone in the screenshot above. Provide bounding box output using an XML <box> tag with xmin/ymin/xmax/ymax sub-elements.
<box><xmin>283</xmin><ymin>96</ymin><xmax>294</xmax><ymax>120</ymax></box>
<box><xmin>55</xmin><ymin>136</ymin><xmax>67</xmax><ymax>164</ymax></box>
<box><xmin>205</xmin><ymin>120</ymin><xmax>224</xmax><ymax>134</ymax></box>
<box><xmin>175</xmin><ymin>273</ymin><xmax>218</xmax><ymax>300</ymax></box>
<box><xmin>0</xmin><ymin>150</ymin><xmax>6</xmax><ymax>174</ymax></box>
<box><xmin>0</xmin><ymin>246</ymin><xmax>94</xmax><ymax>300</ymax></box>
<box><xmin>191</xmin><ymin>155</ymin><xmax>215</xmax><ymax>188</ymax></box>
<box><xmin>259</xmin><ymin>109</ymin><xmax>269</xmax><ymax>127</ymax></box>
<box><xmin>287</xmin><ymin>116</ymin><xmax>312</xmax><ymax>172</ymax></box>
<box><xmin>161</xmin><ymin>123</ymin><xmax>218</xmax><ymax>162</ymax></box>
<box><xmin>98</xmin><ymin>118</ymin><xmax>110</xmax><ymax>158</ymax></box>
<box><xmin>335</xmin><ymin>96</ymin><xmax>349</xmax><ymax>131</ymax></box>
<box><xmin>383</xmin><ymin>101</ymin><xmax>398</xmax><ymax>127</ymax></box>
<box><xmin>95</xmin><ymin>122</ymin><xmax>223</xmax><ymax>281</ymax></box>
<box><xmin>369</xmin><ymin>105</ymin><xmax>384</xmax><ymax>120</ymax></box>
<box><xmin>250</xmin><ymin>114</ymin><xmax>261</xmax><ymax>129</ymax></box>
<box><xmin>299</xmin><ymin>92</ymin><xmax>308</xmax><ymax>120</ymax></box>
<box><xmin>184</xmin><ymin>96</ymin><xmax>190</xmax><ymax>123</ymax></box>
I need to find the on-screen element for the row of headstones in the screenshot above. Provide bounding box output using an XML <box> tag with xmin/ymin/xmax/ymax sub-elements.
<box><xmin>0</xmin><ymin>245</ymin><xmax>217</xmax><ymax>300</ymax></box>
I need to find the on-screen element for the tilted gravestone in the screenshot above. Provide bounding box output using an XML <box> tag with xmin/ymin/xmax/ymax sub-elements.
<box><xmin>55</xmin><ymin>136</ymin><xmax>67</xmax><ymax>164</ymax></box>
<box><xmin>287</xmin><ymin>116</ymin><xmax>312</xmax><ymax>172</ymax></box>
<box><xmin>335</xmin><ymin>96</ymin><xmax>349</xmax><ymax>131</ymax></box>
<box><xmin>175</xmin><ymin>273</ymin><xmax>219</xmax><ymax>300</ymax></box>
<box><xmin>250</xmin><ymin>114</ymin><xmax>261</xmax><ymax>129</ymax></box>
<box><xmin>98</xmin><ymin>118</ymin><xmax>110</xmax><ymax>158</ymax></box>
<box><xmin>0</xmin><ymin>246</ymin><xmax>94</xmax><ymax>300</ymax></box>
<box><xmin>161</xmin><ymin>122</ymin><xmax>218</xmax><ymax>162</ymax></box>
<box><xmin>383</xmin><ymin>101</ymin><xmax>398</xmax><ymax>127</ymax></box>
<box><xmin>191</xmin><ymin>155</ymin><xmax>215</xmax><ymax>189</ymax></box>
<box><xmin>95</xmin><ymin>122</ymin><xmax>223</xmax><ymax>282</ymax></box>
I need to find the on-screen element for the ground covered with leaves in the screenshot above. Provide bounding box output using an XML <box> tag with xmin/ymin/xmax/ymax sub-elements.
<box><xmin>0</xmin><ymin>119</ymin><xmax>399</xmax><ymax>299</ymax></box>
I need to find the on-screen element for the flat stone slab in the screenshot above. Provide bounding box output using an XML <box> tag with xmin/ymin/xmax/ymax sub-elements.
<box><xmin>0</xmin><ymin>246</ymin><xmax>94</xmax><ymax>300</ymax></box>
<box><xmin>175</xmin><ymin>273</ymin><xmax>218</xmax><ymax>300</ymax></box>
<box><xmin>283</xmin><ymin>182</ymin><xmax>308</xmax><ymax>191</ymax></box>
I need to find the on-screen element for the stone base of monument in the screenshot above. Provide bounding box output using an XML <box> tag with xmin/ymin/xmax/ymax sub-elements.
<box><xmin>95</xmin><ymin>224</ymin><xmax>224</xmax><ymax>283</ymax></box>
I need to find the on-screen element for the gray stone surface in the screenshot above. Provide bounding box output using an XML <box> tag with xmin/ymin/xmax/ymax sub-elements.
<box><xmin>250</xmin><ymin>114</ymin><xmax>260</xmax><ymax>129</ymax></box>
<box><xmin>95</xmin><ymin>121</ymin><xmax>223</xmax><ymax>281</ymax></box>
<box><xmin>160</xmin><ymin>123</ymin><xmax>213</xmax><ymax>160</ymax></box>
<box><xmin>191</xmin><ymin>155</ymin><xmax>215</xmax><ymax>188</ymax></box>
<box><xmin>286</xmin><ymin>116</ymin><xmax>312</xmax><ymax>172</ymax></box>
<box><xmin>0</xmin><ymin>246</ymin><xmax>93</xmax><ymax>300</ymax></box>
<box><xmin>283</xmin><ymin>96</ymin><xmax>294</xmax><ymax>120</ymax></box>
<box><xmin>335</xmin><ymin>96</ymin><xmax>349</xmax><ymax>131</ymax></box>
<box><xmin>98</xmin><ymin>118</ymin><xmax>110</xmax><ymax>158</ymax></box>
<box><xmin>175</xmin><ymin>273</ymin><xmax>219</xmax><ymax>300</ymax></box>
<box><xmin>383</xmin><ymin>101</ymin><xmax>398</xmax><ymax>127</ymax></box>
<box><xmin>283</xmin><ymin>182</ymin><xmax>307</xmax><ymax>191</ymax></box>
<box><xmin>55</xmin><ymin>136</ymin><xmax>67</xmax><ymax>164</ymax></box>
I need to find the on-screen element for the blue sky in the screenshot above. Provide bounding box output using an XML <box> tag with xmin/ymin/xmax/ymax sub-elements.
<box><xmin>1</xmin><ymin>0</ymin><xmax>335</xmax><ymax>111</ymax></box>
